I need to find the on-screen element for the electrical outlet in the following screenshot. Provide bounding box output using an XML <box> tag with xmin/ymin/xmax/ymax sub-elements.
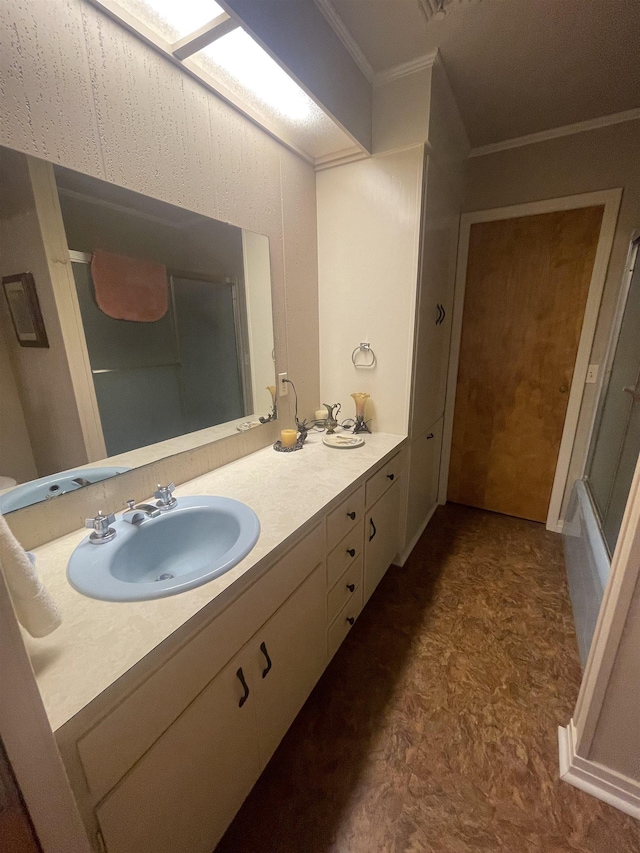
<box><xmin>586</xmin><ymin>364</ymin><xmax>599</xmax><ymax>384</ymax></box>
<box><xmin>278</xmin><ymin>372</ymin><xmax>288</xmax><ymax>395</ymax></box>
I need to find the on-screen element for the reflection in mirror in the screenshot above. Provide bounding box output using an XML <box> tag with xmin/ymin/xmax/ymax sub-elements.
<box><xmin>0</xmin><ymin>159</ymin><xmax>275</xmax><ymax>513</ymax></box>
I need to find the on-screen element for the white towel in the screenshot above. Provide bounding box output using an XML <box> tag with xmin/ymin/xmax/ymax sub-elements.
<box><xmin>0</xmin><ymin>512</ymin><xmax>62</xmax><ymax>638</ymax></box>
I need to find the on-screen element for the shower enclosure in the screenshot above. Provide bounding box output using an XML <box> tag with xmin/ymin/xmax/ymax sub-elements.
<box><xmin>564</xmin><ymin>237</ymin><xmax>640</xmax><ymax>664</ymax></box>
<box><xmin>71</xmin><ymin>255</ymin><xmax>249</xmax><ymax>456</ymax></box>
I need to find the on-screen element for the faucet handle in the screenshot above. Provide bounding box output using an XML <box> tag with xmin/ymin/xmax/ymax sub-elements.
<box><xmin>154</xmin><ymin>483</ymin><xmax>177</xmax><ymax>510</ymax></box>
<box><xmin>85</xmin><ymin>511</ymin><xmax>116</xmax><ymax>544</ymax></box>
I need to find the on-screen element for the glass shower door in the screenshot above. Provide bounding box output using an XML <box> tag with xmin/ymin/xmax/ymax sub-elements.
<box><xmin>587</xmin><ymin>240</ymin><xmax>640</xmax><ymax>555</ymax></box>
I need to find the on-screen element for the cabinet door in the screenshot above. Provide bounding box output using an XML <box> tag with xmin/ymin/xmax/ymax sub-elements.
<box><xmin>405</xmin><ymin>418</ymin><xmax>443</xmax><ymax>547</ymax></box>
<box><xmin>96</xmin><ymin>647</ymin><xmax>260</xmax><ymax>853</ymax></box>
<box><xmin>364</xmin><ymin>481</ymin><xmax>401</xmax><ymax>604</ymax></box>
<box><xmin>252</xmin><ymin>564</ymin><xmax>326</xmax><ymax>766</ymax></box>
<box><xmin>410</xmin><ymin>156</ymin><xmax>459</xmax><ymax>436</ymax></box>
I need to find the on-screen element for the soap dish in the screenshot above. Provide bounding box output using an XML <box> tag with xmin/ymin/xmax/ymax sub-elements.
<box><xmin>273</xmin><ymin>440</ymin><xmax>304</xmax><ymax>453</ymax></box>
<box><xmin>323</xmin><ymin>434</ymin><xmax>365</xmax><ymax>449</ymax></box>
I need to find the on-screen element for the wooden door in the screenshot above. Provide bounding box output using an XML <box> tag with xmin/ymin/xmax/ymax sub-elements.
<box><xmin>449</xmin><ymin>206</ymin><xmax>604</xmax><ymax>522</ymax></box>
<box><xmin>251</xmin><ymin>564</ymin><xmax>326</xmax><ymax>768</ymax></box>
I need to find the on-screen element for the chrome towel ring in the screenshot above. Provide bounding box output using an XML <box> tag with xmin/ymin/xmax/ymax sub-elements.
<box><xmin>352</xmin><ymin>342</ymin><xmax>376</xmax><ymax>368</ymax></box>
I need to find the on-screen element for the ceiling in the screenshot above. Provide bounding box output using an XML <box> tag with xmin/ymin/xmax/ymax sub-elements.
<box><xmin>324</xmin><ymin>0</ymin><xmax>640</xmax><ymax>147</ymax></box>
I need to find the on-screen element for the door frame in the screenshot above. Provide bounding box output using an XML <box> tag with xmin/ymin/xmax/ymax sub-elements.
<box><xmin>439</xmin><ymin>188</ymin><xmax>622</xmax><ymax>531</ymax></box>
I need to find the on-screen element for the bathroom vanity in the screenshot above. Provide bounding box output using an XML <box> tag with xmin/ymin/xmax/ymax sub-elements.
<box><xmin>28</xmin><ymin>433</ymin><xmax>407</xmax><ymax>853</ymax></box>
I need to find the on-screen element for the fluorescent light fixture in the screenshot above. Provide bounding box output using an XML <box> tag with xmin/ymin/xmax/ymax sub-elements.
<box><xmin>117</xmin><ymin>0</ymin><xmax>225</xmax><ymax>41</ymax></box>
<box><xmin>196</xmin><ymin>29</ymin><xmax>313</xmax><ymax>122</ymax></box>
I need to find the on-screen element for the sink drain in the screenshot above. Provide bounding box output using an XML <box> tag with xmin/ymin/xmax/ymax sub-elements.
<box><xmin>156</xmin><ymin>573</ymin><xmax>174</xmax><ymax>581</ymax></box>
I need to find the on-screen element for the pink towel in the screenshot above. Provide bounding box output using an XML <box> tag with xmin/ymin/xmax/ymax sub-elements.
<box><xmin>91</xmin><ymin>250</ymin><xmax>168</xmax><ymax>322</ymax></box>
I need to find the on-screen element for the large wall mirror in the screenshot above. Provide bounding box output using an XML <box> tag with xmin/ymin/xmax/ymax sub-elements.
<box><xmin>0</xmin><ymin>156</ymin><xmax>276</xmax><ymax>513</ymax></box>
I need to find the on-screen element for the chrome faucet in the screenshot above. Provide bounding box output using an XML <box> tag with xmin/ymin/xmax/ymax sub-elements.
<box><xmin>154</xmin><ymin>483</ymin><xmax>177</xmax><ymax>510</ymax></box>
<box><xmin>123</xmin><ymin>500</ymin><xmax>161</xmax><ymax>526</ymax></box>
<box><xmin>85</xmin><ymin>510</ymin><xmax>117</xmax><ymax>544</ymax></box>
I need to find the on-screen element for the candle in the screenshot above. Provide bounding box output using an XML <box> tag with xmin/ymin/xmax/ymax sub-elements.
<box><xmin>315</xmin><ymin>409</ymin><xmax>327</xmax><ymax>422</ymax></box>
<box><xmin>280</xmin><ymin>429</ymin><xmax>298</xmax><ymax>447</ymax></box>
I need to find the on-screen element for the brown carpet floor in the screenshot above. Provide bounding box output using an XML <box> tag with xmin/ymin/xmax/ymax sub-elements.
<box><xmin>217</xmin><ymin>504</ymin><xmax>640</xmax><ymax>852</ymax></box>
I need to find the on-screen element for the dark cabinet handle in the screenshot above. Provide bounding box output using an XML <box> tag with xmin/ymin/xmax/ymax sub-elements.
<box><xmin>369</xmin><ymin>518</ymin><xmax>377</xmax><ymax>542</ymax></box>
<box><xmin>347</xmin><ymin>548</ymin><xmax>356</xmax><ymax>557</ymax></box>
<box><xmin>259</xmin><ymin>642</ymin><xmax>272</xmax><ymax>679</ymax></box>
<box><xmin>346</xmin><ymin>616</ymin><xmax>355</xmax><ymax>626</ymax></box>
<box><xmin>236</xmin><ymin>668</ymin><xmax>250</xmax><ymax>707</ymax></box>
<box><xmin>427</xmin><ymin>433</ymin><xmax>434</xmax><ymax>439</ymax></box>
<box><xmin>347</xmin><ymin>511</ymin><xmax>356</xmax><ymax>520</ymax></box>
<box><xmin>346</xmin><ymin>583</ymin><xmax>355</xmax><ymax>593</ymax></box>
<box><xmin>386</xmin><ymin>473</ymin><xmax>395</xmax><ymax>481</ymax></box>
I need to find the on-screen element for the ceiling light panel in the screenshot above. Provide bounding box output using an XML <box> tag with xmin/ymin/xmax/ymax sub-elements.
<box><xmin>198</xmin><ymin>29</ymin><xmax>312</xmax><ymax>121</ymax></box>
<box><xmin>116</xmin><ymin>0</ymin><xmax>225</xmax><ymax>41</ymax></box>
<box><xmin>190</xmin><ymin>28</ymin><xmax>354</xmax><ymax>158</ymax></box>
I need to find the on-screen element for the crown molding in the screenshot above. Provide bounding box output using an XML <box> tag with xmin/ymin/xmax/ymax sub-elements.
<box><xmin>313</xmin><ymin>145</ymin><xmax>369</xmax><ymax>171</ymax></box>
<box><xmin>470</xmin><ymin>107</ymin><xmax>640</xmax><ymax>157</ymax></box>
<box><xmin>313</xmin><ymin>0</ymin><xmax>375</xmax><ymax>84</ymax></box>
<box><xmin>374</xmin><ymin>50</ymin><xmax>439</xmax><ymax>88</ymax></box>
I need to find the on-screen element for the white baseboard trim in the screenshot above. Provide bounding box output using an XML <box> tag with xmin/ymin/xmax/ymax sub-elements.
<box><xmin>395</xmin><ymin>503</ymin><xmax>437</xmax><ymax>567</ymax></box>
<box><xmin>558</xmin><ymin>722</ymin><xmax>640</xmax><ymax>820</ymax></box>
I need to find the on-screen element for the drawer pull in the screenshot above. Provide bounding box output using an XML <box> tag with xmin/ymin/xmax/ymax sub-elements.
<box><xmin>347</xmin><ymin>548</ymin><xmax>356</xmax><ymax>557</ymax></box>
<box><xmin>369</xmin><ymin>518</ymin><xmax>377</xmax><ymax>542</ymax></box>
<box><xmin>236</xmin><ymin>668</ymin><xmax>250</xmax><ymax>707</ymax></box>
<box><xmin>347</xmin><ymin>511</ymin><xmax>356</xmax><ymax>520</ymax></box>
<box><xmin>259</xmin><ymin>642</ymin><xmax>272</xmax><ymax>679</ymax></box>
<box><xmin>387</xmin><ymin>473</ymin><xmax>395</xmax><ymax>481</ymax></box>
<box><xmin>346</xmin><ymin>583</ymin><xmax>355</xmax><ymax>593</ymax></box>
<box><xmin>346</xmin><ymin>616</ymin><xmax>355</xmax><ymax>626</ymax></box>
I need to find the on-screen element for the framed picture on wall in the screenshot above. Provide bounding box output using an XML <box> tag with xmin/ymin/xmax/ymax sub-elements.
<box><xmin>2</xmin><ymin>272</ymin><xmax>49</xmax><ymax>348</ymax></box>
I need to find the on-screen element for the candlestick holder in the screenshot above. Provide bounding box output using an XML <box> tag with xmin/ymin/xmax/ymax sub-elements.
<box><xmin>259</xmin><ymin>384</ymin><xmax>278</xmax><ymax>424</ymax></box>
<box><xmin>351</xmin><ymin>392</ymin><xmax>371</xmax><ymax>434</ymax></box>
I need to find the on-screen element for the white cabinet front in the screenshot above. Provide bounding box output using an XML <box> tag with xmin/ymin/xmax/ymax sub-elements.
<box><xmin>364</xmin><ymin>481</ymin><xmax>401</xmax><ymax>603</ymax></box>
<box><xmin>251</xmin><ymin>563</ymin><xmax>327</xmax><ymax>767</ymax></box>
<box><xmin>96</xmin><ymin>564</ymin><xmax>327</xmax><ymax>853</ymax></box>
<box><xmin>96</xmin><ymin>646</ymin><xmax>260</xmax><ymax>853</ymax></box>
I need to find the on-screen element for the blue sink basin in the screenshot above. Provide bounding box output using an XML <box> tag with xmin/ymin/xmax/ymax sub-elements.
<box><xmin>67</xmin><ymin>496</ymin><xmax>260</xmax><ymax>602</ymax></box>
<box><xmin>0</xmin><ymin>467</ymin><xmax>130</xmax><ymax>513</ymax></box>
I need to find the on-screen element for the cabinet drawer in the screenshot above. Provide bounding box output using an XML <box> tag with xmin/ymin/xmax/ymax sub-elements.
<box><xmin>78</xmin><ymin>523</ymin><xmax>324</xmax><ymax>802</ymax></box>
<box><xmin>327</xmin><ymin>556</ymin><xmax>363</xmax><ymax>624</ymax></box>
<box><xmin>327</xmin><ymin>585</ymin><xmax>363</xmax><ymax>660</ymax></box>
<box><xmin>365</xmin><ymin>452</ymin><xmax>402</xmax><ymax>509</ymax></box>
<box><xmin>326</xmin><ymin>486</ymin><xmax>364</xmax><ymax>551</ymax></box>
<box><xmin>327</xmin><ymin>522</ymin><xmax>363</xmax><ymax>588</ymax></box>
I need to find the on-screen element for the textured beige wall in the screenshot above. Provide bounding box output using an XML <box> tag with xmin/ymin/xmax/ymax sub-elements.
<box><xmin>0</xmin><ymin>149</ymin><xmax>89</xmax><ymax>477</ymax></box>
<box><xmin>0</xmin><ymin>0</ymin><xmax>320</xmax><ymax>535</ymax></box>
<box><xmin>464</xmin><ymin>120</ymin><xmax>640</xmax><ymax>515</ymax></box>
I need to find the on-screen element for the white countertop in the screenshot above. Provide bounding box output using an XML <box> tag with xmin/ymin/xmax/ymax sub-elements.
<box><xmin>25</xmin><ymin>432</ymin><xmax>405</xmax><ymax>732</ymax></box>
